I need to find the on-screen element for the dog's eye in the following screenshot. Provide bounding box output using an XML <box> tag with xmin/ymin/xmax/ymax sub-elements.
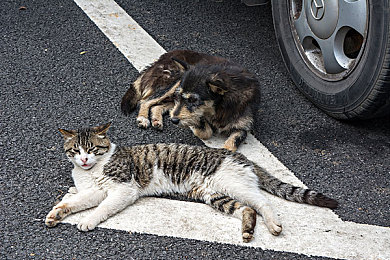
<box><xmin>187</xmin><ymin>96</ymin><xmax>197</xmax><ymax>104</ymax></box>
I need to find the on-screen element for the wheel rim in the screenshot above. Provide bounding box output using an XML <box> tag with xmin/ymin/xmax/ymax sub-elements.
<box><xmin>289</xmin><ymin>0</ymin><xmax>368</xmax><ymax>81</ymax></box>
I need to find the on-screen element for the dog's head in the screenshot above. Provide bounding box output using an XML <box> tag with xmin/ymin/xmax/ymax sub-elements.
<box><xmin>169</xmin><ymin>58</ymin><xmax>229</xmax><ymax>127</ymax></box>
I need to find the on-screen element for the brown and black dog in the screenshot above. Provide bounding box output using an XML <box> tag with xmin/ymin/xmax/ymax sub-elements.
<box><xmin>121</xmin><ymin>50</ymin><xmax>260</xmax><ymax>151</ymax></box>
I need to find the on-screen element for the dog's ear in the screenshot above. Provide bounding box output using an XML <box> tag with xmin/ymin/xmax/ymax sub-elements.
<box><xmin>208</xmin><ymin>83</ymin><xmax>228</xmax><ymax>95</ymax></box>
<box><xmin>172</xmin><ymin>57</ymin><xmax>189</xmax><ymax>72</ymax></box>
<box><xmin>208</xmin><ymin>76</ymin><xmax>228</xmax><ymax>95</ymax></box>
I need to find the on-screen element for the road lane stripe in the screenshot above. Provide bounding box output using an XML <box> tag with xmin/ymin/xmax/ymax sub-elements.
<box><xmin>74</xmin><ymin>0</ymin><xmax>165</xmax><ymax>72</ymax></box>
<box><xmin>70</xmin><ymin>0</ymin><xmax>390</xmax><ymax>259</ymax></box>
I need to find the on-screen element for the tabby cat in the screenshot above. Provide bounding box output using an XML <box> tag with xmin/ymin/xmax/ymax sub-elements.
<box><xmin>45</xmin><ymin>123</ymin><xmax>338</xmax><ymax>242</ymax></box>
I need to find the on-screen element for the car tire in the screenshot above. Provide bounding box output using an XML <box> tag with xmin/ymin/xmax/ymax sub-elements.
<box><xmin>271</xmin><ymin>0</ymin><xmax>390</xmax><ymax>119</ymax></box>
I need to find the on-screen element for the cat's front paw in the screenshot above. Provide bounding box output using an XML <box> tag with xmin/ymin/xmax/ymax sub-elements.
<box><xmin>137</xmin><ymin>116</ymin><xmax>150</xmax><ymax>129</ymax></box>
<box><xmin>77</xmin><ymin>217</ymin><xmax>99</xmax><ymax>232</ymax></box>
<box><xmin>45</xmin><ymin>204</ymin><xmax>70</xmax><ymax>227</ymax></box>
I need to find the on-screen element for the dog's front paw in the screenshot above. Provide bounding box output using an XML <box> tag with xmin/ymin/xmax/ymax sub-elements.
<box><xmin>137</xmin><ymin>116</ymin><xmax>150</xmax><ymax>129</ymax></box>
<box><xmin>151</xmin><ymin>118</ymin><xmax>163</xmax><ymax>130</ymax></box>
<box><xmin>191</xmin><ymin>126</ymin><xmax>213</xmax><ymax>140</ymax></box>
<box><xmin>77</xmin><ymin>217</ymin><xmax>99</xmax><ymax>232</ymax></box>
<box><xmin>223</xmin><ymin>142</ymin><xmax>238</xmax><ymax>152</ymax></box>
<box><xmin>45</xmin><ymin>204</ymin><xmax>70</xmax><ymax>227</ymax></box>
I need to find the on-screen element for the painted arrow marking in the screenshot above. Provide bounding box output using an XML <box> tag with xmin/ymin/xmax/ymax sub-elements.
<box><xmin>67</xmin><ymin>0</ymin><xmax>390</xmax><ymax>259</ymax></box>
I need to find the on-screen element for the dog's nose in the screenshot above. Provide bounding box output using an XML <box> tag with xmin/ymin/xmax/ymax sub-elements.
<box><xmin>171</xmin><ymin>117</ymin><xmax>180</xmax><ymax>125</ymax></box>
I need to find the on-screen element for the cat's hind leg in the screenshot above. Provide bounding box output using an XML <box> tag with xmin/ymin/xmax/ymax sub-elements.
<box><xmin>45</xmin><ymin>188</ymin><xmax>105</xmax><ymax>228</ymax></box>
<box><xmin>222</xmin><ymin>185</ymin><xmax>282</xmax><ymax>236</ymax></box>
<box><xmin>189</xmin><ymin>189</ymin><xmax>257</xmax><ymax>242</ymax></box>
<box><xmin>210</xmin><ymin>160</ymin><xmax>283</xmax><ymax>236</ymax></box>
<box><xmin>230</xmin><ymin>190</ymin><xmax>282</xmax><ymax>236</ymax></box>
<box><xmin>249</xmin><ymin>198</ymin><xmax>282</xmax><ymax>236</ymax></box>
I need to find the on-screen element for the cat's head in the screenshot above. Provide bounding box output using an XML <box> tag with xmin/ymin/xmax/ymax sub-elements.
<box><xmin>58</xmin><ymin>122</ymin><xmax>112</xmax><ymax>170</ymax></box>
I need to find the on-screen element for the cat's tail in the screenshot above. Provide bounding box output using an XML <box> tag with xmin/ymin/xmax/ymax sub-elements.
<box><xmin>121</xmin><ymin>82</ymin><xmax>141</xmax><ymax>115</ymax></box>
<box><xmin>253</xmin><ymin>165</ymin><xmax>338</xmax><ymax>209</ymax></box>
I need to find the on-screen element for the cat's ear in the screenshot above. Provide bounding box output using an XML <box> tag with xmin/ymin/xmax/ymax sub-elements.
<box><xmin>58</xmin><ymin>128</ymin><xmax>76</xmax><ymax>140</ymax></box>
<box><xmin>93</xmin><ymin>122</ymin><xmax>111</xmax><ymax>138</ymax></box>
<box><xmin>172</xmin><ymin>57</ymin><xmax>190</xmax><ymax>72</ymax></box>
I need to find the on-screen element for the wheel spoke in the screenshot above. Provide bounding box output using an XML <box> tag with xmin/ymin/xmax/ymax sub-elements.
<box><xmin>317</xmin><ymin>36</ymin><xmax>346</xmax><ymax>73</ymax></box>
<box><xmin>293</xmin><ymin>1</ymin><xmax>315</xmax><ymax>44</ymax></box>
<box><xmin>337</xmin><ymin>0</ymin><xmax>367</xmax><ymax>35</ymax></box>
<box><xmin>290</xmin><ymin>0</ymin><xmax>368</xmax><ymax>77</ymax></box>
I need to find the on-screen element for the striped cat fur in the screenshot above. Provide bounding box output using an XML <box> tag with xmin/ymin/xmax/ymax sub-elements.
<box><xmin>45</xmin><ymin>123</ymin><xmax>338</xmax><ymax>242</ymax></box>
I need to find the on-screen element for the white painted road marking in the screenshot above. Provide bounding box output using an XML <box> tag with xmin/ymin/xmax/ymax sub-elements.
<box><xmin>74</xmin><ymin>0</ymin><xmax>165</xmax><ymax>72</ymax></box>
<box><xmin>70</xmin><ymin>0</ymin><xmax>390</xmax><ymax>259</ymax></box>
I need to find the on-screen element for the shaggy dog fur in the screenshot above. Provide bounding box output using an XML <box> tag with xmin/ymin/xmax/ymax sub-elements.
<box><xmin>121</xmin><ymin>49</ymin><xmax>260</xmax><ymax>151</ymax></box>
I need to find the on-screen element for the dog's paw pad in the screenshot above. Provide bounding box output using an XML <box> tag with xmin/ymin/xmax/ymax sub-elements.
<box><xmin>137</xmin><ymin>116</ymin><xmax>150</xmax><ymax>128</ymax></box>
<box><xmin>151</xmin><ymin>118</ymin><xmax>163</xmax><ymax>130</ymax></box>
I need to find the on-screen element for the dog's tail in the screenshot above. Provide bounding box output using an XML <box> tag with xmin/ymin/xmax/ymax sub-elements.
<box><xmin>121</xmin><ymin>83</ymin><xmax>140</xmax><ymax>115</ymax></box>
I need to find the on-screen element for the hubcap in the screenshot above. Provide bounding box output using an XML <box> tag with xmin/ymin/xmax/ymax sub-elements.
<box><xmin>290</xmin><ymin>0</ymin><xmax>368</xmax><ymax>81</ymax></box>
<box><xmin>307</xmin><ymin>0</ymin><xmax>338</xmax><ymax>39</ymax></box>
<box><xmin>310</xmin><ymin>0</ymin><xmax>325</xmax><ymax>20</ymax></box>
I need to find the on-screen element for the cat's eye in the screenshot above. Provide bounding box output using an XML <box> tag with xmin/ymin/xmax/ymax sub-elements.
<box><xmin>65</xmin><ymin>148</ymin><xmax>79</xmax><ymax>157</ymax></box>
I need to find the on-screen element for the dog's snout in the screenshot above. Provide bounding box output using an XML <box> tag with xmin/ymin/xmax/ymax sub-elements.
<box><xmin>171</xmin><ymin>117</ymin><xmax>180</xmax><ymax>125</ymax></box>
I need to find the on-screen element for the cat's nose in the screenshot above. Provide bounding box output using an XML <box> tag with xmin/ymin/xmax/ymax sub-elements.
<box><xmin>171</xmin><ymin>117</ymin><xmax>180</xmax><ymax>125</ymax></box>
<box><xmin>81</xmin><ymin>158</ymin><xmax>88</xmax><ymax>163</ymax></box>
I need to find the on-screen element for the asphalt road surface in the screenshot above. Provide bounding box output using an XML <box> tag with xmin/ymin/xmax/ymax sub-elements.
<box><xmin>1</xmin><ymin>0</ymin><xmax>389</xmax><ymax>259</ymax></box>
